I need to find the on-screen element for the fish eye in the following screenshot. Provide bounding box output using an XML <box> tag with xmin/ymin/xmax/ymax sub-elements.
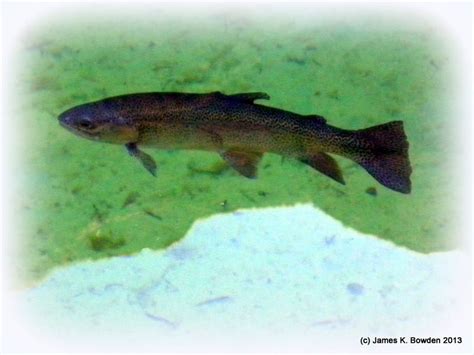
<box><xmin>77</xmin><ymin>117</ymin><xmax>95</xmax><ymax>129</ymax></box>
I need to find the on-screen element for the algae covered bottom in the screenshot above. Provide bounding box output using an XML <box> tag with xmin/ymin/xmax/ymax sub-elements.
<box><xmin>17</xmin><ymin>8</ymin><xmax>455</xmax><ymax>282</ymax></box>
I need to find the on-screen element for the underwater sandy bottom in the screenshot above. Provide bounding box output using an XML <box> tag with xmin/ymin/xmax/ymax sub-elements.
<box><xmin>10</xmin><ymin>204</ymin><xmax>469</xmax><ymax>352</ymax></box>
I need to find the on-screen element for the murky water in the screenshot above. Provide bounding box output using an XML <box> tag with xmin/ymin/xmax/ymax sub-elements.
<box><xmin>16</xmin><ymin>7</ymin><xmax>455</xmax><ymax>282</ymax></box>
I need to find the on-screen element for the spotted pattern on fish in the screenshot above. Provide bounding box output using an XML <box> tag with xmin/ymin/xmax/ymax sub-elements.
<box><xmin>58</xmin><ymin>91</ymin><xmax>411</xmax><ymax>193</ymax></box>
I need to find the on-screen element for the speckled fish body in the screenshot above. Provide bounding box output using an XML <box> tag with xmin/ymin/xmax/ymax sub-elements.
<box><xmin>58</xmin><ymin>91</ymin><xmax>412</xmax><ymax>193</ymax></box>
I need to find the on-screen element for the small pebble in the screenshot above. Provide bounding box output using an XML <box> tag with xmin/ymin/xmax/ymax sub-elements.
<box><xmin>365</xmin><ymin>187</ymin><xmax>378</xmax><ymax>196</ymax></box>
<box><xmin>346</xmin><ymin>283</ymin><xmax>364</xmax><ymax>296</ymax></box>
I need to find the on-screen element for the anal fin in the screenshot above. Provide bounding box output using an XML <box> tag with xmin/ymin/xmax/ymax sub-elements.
<box><xmin>220</xmin><ymin>150</ymin><xmax>263</xmax><ymax>179</ymax></box>
<box><xmin>300</xmin><ymin>152</ymin><xmax>345</xmax><ymax>185</ymax></box>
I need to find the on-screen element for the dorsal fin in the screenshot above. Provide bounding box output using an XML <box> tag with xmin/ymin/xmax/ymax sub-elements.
<box><xmin>228</xmin><ymin>92</ymin><xmax>270</xmax><ymax>103</ymax></box>
<box><xmin>305</xmin><ymin>114</ymin><xmax>327</xmax><ymax>125</ymax></box>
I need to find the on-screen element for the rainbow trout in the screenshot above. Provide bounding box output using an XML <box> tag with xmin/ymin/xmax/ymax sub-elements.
<box><xmin>58</xmin><ymin>91</ymin><xmax>411</xmax><ymax>193</ymax></box>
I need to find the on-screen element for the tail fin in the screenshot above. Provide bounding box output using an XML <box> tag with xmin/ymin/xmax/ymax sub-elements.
<box><xmin>350</xmin><ymin>121</ymin><xmax>412</xmax><ymax>194</ymax></box>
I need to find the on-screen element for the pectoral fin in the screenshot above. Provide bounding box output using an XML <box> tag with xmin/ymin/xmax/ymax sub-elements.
<box><xmin>126</xmin><ymin>143</ymin><xmax>157</xmax><ymax>177</ymax></box>
<box><xmin>220</xmin><ymin>150</ymin><xmax>263</xmax><ymax>179</ymax></box>
<box><xmin>300</xmin><ymin>152</ymin><xmax>345</xmax><ymax>185</ymax></box>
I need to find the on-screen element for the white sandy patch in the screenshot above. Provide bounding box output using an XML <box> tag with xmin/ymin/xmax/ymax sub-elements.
<box><xmin>9</xmin><ymin>204</ymin><xmax>470</xmax><ymax>352</ymax></box>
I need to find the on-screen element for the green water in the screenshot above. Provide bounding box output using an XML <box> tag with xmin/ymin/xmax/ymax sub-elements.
<box><xmin>18</xmin><ymin>8</ymin><xmax>455</xmax><ymax>282</ymax></box>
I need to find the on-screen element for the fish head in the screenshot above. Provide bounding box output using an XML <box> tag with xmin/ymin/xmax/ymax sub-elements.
<box><xmin>58</xmin><ymin>102</ymin><xmax>138</xmax><ymax>144</ymax></box>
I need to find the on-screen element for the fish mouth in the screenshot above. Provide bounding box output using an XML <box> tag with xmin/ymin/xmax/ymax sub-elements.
<box><xmin>58</xmin><ymin>118</ymin><xmax>69</xmax><ymax>130</ymax></box>
<box><xmin>58</xmin><ymin>116</ymin><xmax>79</xmax><ymax>135</ymax></box>
<box><xmin>58</xmin><ymin>113</ymin><xmax>72</xmax><ymax>128</ymax></box>
<box><xmin>58</xmin><ymin>115</ymin><xmax>98</xmax><ymax>140</ymax></box>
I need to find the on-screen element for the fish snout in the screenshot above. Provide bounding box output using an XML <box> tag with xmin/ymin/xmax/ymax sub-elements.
<box><xmin>58</xmin><ymin>110</ymin><xmax>96</xmax><ymax>131</ymax></box>
<box><xmin>58</xmin><ymin>112</ymin><xmax>72</xmax><ymax>128</ymax></box>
